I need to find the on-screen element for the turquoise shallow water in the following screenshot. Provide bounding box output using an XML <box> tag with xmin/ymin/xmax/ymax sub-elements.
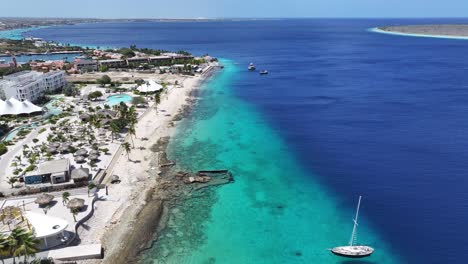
<box><xmin>140</xmin><ymin>60</ymin><xmax>403</xmax><ymax>264</ymax></box>
<box><xmin>0</xmin><ymin>27</ymin><xmax>48</xmax><ymax>40</ymax></box>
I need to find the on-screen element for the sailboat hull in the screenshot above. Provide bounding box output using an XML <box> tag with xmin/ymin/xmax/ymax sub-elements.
<box><xmin>331</xmin><ymin>246</ymin><xmax>374</xmax><ymax>258</ymax></box>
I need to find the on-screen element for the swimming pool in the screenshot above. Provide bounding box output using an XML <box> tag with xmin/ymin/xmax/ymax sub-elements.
<box><xmin>43</xmin><ymin>97</ymin><xmax>63</xmax><ymax>117</ymax></box>
<box><xmin>2</xmin><ymin>123</ymin><xmax>39</xmax><ymax>142</ymax></box>
<box><xmin>105</xmin><ymin>94</ymin><xmax>133</xmax><ymax>106</ymax></box>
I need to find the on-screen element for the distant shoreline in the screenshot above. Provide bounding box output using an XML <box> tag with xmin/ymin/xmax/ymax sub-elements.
<box><xmin>371</xmin><ymin>25</ymin><xmax>468</xmax><ymax>40</ymax></box>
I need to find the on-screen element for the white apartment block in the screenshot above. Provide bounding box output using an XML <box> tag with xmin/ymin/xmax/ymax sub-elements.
<box><xmin>0</xmin><ymin>71</ymin><xmax>66</xmax><ymax>102</ymax></box>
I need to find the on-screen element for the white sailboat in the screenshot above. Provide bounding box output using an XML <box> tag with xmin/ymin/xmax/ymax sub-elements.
<box><xmin>331</xmin><ymin>196</ymin><xmax>374</xmax><ymax>258</ymax></box>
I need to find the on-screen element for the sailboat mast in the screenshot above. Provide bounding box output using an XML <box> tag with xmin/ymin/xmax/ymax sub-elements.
<box><xmin>349</xmin><ymin>195</ymin><xmax>362</xmax><ymax>246</ymax></box>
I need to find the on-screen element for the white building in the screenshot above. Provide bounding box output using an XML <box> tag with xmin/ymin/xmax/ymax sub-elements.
<box><xmin>0</xmin><ymin>71</ymin><xmax>66</xmax><ymax>102</ymax></box>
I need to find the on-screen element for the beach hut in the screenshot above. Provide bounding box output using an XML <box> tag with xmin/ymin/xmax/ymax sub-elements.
<box><xmin>71</xmin><ymin>167</ymin><xmax>90</xmax><ymax>182</ymax></box>
<box><xmin>67</xmin><ymin>198</ymin><xmax>85</xmax><ymax>210</ymax></box>
<box><xmin>34</xmin><ymin>194</ymin><xmax>54</xmax><ymax>207</ymax></box>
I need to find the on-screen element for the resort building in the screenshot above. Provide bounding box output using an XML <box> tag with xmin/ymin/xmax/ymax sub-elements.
<box><xmin>23</xmin><ymin>159</ymin><xmax>70</xmax><ymax>185</ymax></box>
<box><xmin>30</xmin><ymin>60</ymin><xmax>65</xmax><ymax>72</ymax></box>
<box><xmin>126</xmin><ymin>57</ymin><xmax>149</xmax><ymax>65</ymax></box>
<box><xmin>72</xmin><ymin>59</ymin><xmax>98</xmax><ymax>73</ymax></box>
<box><xmin>0</xmin><ymin>70</ymin><xmax>66</xmax><ymax>102</ymax></box>
<box><xmin>97</xmin><ymin>59</ymin><xmax>126</xmax><ymax>68</ymax></box>
<box><xmin>148</xmin><ymin>55</ymin><xmax>172</xmax><ymax>64</ymax></box>
<box><xmin>24</xmin><ymin>211</ymin><xmax>69</xmax><ymax>249</ymax></box>
<box><xmin>162</xmin><ymin>52</ymin><xmax>194</xmax><ymax>60</ymax></box>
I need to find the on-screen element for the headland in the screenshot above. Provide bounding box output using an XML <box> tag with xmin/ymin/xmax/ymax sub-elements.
<box><xmin>374</xmin><ymin>24</ymin><xmax>468</xmax><ymax>40</ymax></box>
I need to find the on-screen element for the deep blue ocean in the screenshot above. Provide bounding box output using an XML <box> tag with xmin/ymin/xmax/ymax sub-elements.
<box><xmin>25</xmin><ymin>19</ymin><xmax>468</xmax><ymax>263</ymax></box>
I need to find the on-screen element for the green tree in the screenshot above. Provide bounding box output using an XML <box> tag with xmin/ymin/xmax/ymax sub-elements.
<box><xmin>14</xmin><ymin>155</ymin><xmax>22</xmax><ymax>165</ymax></box>
<box><xmin>15</xmin><ymin>230</ymin><xmax>40</xmax><ymax>263</ymax></box>
<box><xmin>100</xmin><ymin>148</ymin><xmax>109</xmax><ymax>155</ymax></box>
<box><xmin>71</xmin><ymin>208</ymin><xmax>79</xmax><ymax>222</ymax></box>
<box><xmin>122</xmin><ymin>142</ymin><xmax>131</xmax><ymax>161</ymax></box>
<box><xmin>7</xmin><ymin>228</ymin><xmax>39</xmax><ymax>264</ymax></box>
<box><xmin>6</xmin><ymin>177</ymin><xmax>16</xmax><ymax>189</ymax></box>
<box><xmin>62</xmin><ymin>192</ymin><xmax>70</xmax><ymax>205</ymax></box>
<box><xmin>118</xmin><ymin>48</ymin><xmax>136</xmax><ymax>58</ymax></box>
<box><xmin>0</xmin><ymin>233</ymin><xmax>9</xmax><ymax>264</ymax></box>
<box><xmin>88</xmin><ymin>91</ymin><xmax>103</xmax><ymax>101</ymax></box>
<box><xmin>0</xmin><ymin>143</ymin><xmax>7</xmax><ymax>156</ymax></box>
<box><xmin>128</xmin><ymin>126</ymin><xmax>136</xmax><ymax>148</ymax></box>
<box><xmin>87</xmin><ymin>182</ymin><xmax>97</xmax><ymax>196</ymax></box>
<box><xmin>97</xmin><ymin>75</ymin><xmax>112</xmax><ymax>87</ymax></box>
<box><xmin>110</xmin><ymin>121</ymin><xmax>120</xmax><ymax>143</ymax></box>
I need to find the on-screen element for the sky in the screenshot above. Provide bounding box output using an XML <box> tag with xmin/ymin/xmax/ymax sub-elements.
<box><xmin>1</xmin><ymin>0</ymin><xmax>468</xmax><ymax>18</ymax></box>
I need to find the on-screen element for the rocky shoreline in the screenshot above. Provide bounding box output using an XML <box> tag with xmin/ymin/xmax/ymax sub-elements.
<box><xmin>101</xmin><ymin>136</ymin><xmax>234</xmax><ymax>263</ymax></box>
<box><xmin>96</xmin><ymin>68</ymin><xmax>232</xmax><ymax>263</ymax></box>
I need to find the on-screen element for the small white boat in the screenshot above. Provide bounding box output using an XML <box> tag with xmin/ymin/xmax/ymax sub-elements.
<box><xmin>259</xmin><ymin>70</ymin><xmax>268</xmax><ymax>75</ymax></box>
<box><xmin>248</xmin><ymin>63</ymin><xmax>256</xmax><ymax>71</ymax></box>
<box><xmin>330</xmin><ymin>196</ymin><xmax>374</xmax><ymax>258</ymax></box>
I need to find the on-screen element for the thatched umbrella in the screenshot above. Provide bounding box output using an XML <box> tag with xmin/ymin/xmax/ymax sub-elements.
<box><xmin>67</xmin><ymin>198</ymin><xmax>85</xmax><ymax>210</ymax></box>
<box><xmin>89</xmin><ymin>149</ymin><xmax>100</xmax><ymax>156</ymax></box>
<box><xmin>75</xmin><ymin>156</ymin><xmax>86</xmax><ymax>163</ymax></box>
<box><xmin>34</xmin><ymin>194</ymin><xmax>54</xmax><ymax>207</ymax></box>
<box><xmin>58</xmin><ymin>146</ymin><xmax>69</xmax><ymax>153</ymax></box>
<box><xmin>76</xmin><ymin>148</ymin><xmax>88</xmax><ymax>156</ymax></box>
<box><xmin>71</xmin><ymin>167</ymin><xmax>90</xmax><ymax>181</ymax></box>
<box><xmin>79</xmin><ymin>113</ymin><xmax>91</xmax><ymax>121</ymax></box>
<box><xmin>88</xmin><ymin>154</ymin><xmax>99</xmax><ymax>161</ymax></box>
<box><xmin>47</xmin><ymin>147</ymin><xmax>58</xmax><ymax>154</ymax></box>
<box><xmin>50</xmin><ymin>142</ymin><xmax>60</xmax><ymax>148</ymax></box>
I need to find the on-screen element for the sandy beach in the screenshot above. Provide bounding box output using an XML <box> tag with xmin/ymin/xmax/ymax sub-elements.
<box><xmin>377</xmin><ymin>24</ymin><xmax>468</xmax><ymax>38</ymax></box>
<box><xmin>71</xmin><ymin>64</ymin><xmax>229</xmax><ymax>263</ymax></box>
<box><xmin>74</xmin><ymin>73</ymin><xmax>203</xmax><ymax>263</ymax></box>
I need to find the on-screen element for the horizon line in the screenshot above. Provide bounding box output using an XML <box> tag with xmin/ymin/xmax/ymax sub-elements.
<box><xmin>1</xmin><ymin>16</ymin><xmax>468</xmax><ymax>20</ymax></box>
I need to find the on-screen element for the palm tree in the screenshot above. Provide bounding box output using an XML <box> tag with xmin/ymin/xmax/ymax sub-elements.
<box><xmin>122</xmin><ymin>142</ymin><xmax>131</xmax><ymax>161</ymax></box>
<box><xmin>128</xmin><ymin>126</ymin><xmax>136</xmax><ymax>148</ymax></box>
<box><xmin>128</xmin><ymin>107</ymin><xmax>138</xmax><ymax>125</ymax></box>
<box><xmin>7</xmin><ymin>228</ymin><xmax>23</xmax><ymax>264</ymax></box>
<box><xmin>14</xmin><ymin>230</ymin><xmax>40</xmax><ymax>263</ymax></box>
<box><xmin>87</xmin><ymin>182</ymin><xmax>97</xmax><ymax>196</ymax></box>
<box><xmin>6</xmin><ymin>177</ymin><xmax>16</xmax><ymax>189</ymax></box>
<box><xmin>0</xmin><ymin>233</ymin><xmax>9</xmax><ymax>264</ymax></box>
<box><xmin>71</xmin><ymin>208</ymin><xmax>79</xmax><ymax>222</ymax></box>
<box><xmin>14</xmin><ymin>155</ymin><xmax>22</xmax><ymax>165</ymax></box>
<box><xmin>62</xmin><ymin>192</ymin><xmax>70</xmax><ymax>205</ymax></box>
<box><xmin>110</xmin><ymin>122</ymin><xmax>120</xmax><ymax>143</ymax></box>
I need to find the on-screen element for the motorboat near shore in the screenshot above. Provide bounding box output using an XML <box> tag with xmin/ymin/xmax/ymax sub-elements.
<box><xmin>248</xmin><ymin>63</ymin><xmax>256</xmax><ymax>71</ymax></box>
<box><xmin>330</xmin><ymin>196</ymin><xmax>374</xmax><ymax>258</ymax></box>
<box><xmin>259</xmin><ymin>70</ymin><xmax>268</xmax><ymax>75</ymax></box>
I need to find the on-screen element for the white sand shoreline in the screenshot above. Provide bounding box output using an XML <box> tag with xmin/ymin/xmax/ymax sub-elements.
<box><xmin>75</xmin><ymin>65</ymin><xmax>219</xmax><ymax>263</ymax></box>
<box><xmin>370</xmin><ymin>27</ymin><xmax>468</xmax><ymax>40</ymax></box>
